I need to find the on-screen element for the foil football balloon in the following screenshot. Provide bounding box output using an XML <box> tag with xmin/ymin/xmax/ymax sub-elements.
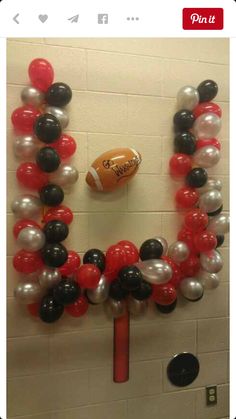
<box><xmin>86</xmin><ymin>148</ymin><xmax>142</xmax><ymax>192</ymax></box>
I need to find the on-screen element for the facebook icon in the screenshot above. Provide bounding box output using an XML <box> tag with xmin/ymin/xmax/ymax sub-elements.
<box><xmin>98</xmin><ymin>14</ymin><xmax>108</xmax><ymax>24</ymax></box>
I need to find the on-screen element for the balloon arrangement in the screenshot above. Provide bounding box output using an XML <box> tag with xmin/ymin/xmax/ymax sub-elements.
<box><xmin>170</xmin><ymin>80</ymin><xmax>229</xmax><ymax>303</ymax></box>
<box><xmin>11</xmin><ymin>62</ymin><xmax>229</xmax><ymax>381</ymax></box>
<box><xmin>11</xmin><ymin>58</ymin><xmax>81</xmax><ymax>322</ymax></box>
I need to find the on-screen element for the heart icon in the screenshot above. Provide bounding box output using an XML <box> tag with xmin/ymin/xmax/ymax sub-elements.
<box><xmin>38</xmin><ymin>14</ymin><xmax>48</xmax><ymax>23</ymax></box>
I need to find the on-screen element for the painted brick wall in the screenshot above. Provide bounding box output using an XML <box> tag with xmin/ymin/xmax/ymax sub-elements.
<box><xmin>7</xmin><ymin>38</ymin><xmax>229</xmax><ymax>419</ymax></box>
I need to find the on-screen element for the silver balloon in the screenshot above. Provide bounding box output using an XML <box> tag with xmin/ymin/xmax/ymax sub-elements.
<box><xmin>49</xmin><ymin>164</ymin><xmax>79</xmax><ymax>187</ymax></box>
<box><xmin>21</xmin><ymin>86</ymin><xmax>45</xmax><ymax>107</ymax></box>
<box><xmin>193</xmin><ymin>146</ymin><xmax>221</xmax><ymax>168</ymax></box>
<box><xmin>19</xmin><ymin>272</ymin><xmax>40</xmax><ymax>282</ymax></box>
<box><xmin>45</xmin><ymin>106</ymin><xmax>69</xmax><ymax>129</ymax></box>
<box><xmin>179</xmin><ymin>277</ymin><xmax>204</xmax><ymax>301</ymax></box>
<box><xmin>104</xmin><ymin>298</ymin><xmax>126</xmax><ymax>319</ymax></box>
<box><xmin>86</xmin><ymin>275</ymin><xmax>109</xmax><ymax>304</ymax></box>
<box><xmin>197</xmin><ymin>270</ymin><xmax>220</xmax><ymax>289</ymax></box>
<box><xmin>198</xmin><ymin>178</ymin><xmax>222</xmax><ymax>195</ymax></box>
<box><xmin>11</xmin><ymin>194</ymin><xmax>42</xmax><ymax>219</ymax></box>
<box><xmin>153</xmin><ymin>237</ymin><xmax>168</xmax><ymax>255</ymax></box>
<box><xmin>13</xmin><ymin>135</ymin><xmax>40</xmax><ymax>159</ymax></box>
<box><xmin>168</xmin><ymin>241</ymin><xmax>189</xmax><ymax>263</ymax></box>
<box><xmin>128</xmin><ymin>296</ymin><xmax>148</xmax><ymax>316</ymax></box>
<box><xmin>193</xmin><ymin>113</ymin><xmax>222</xmax><ymax>139</ymax></box>
<box><xmin>136</xmin><ymin>259</ymin><xmax>172</xmax><ymax>285</ymax></box>
<box><xmin>38</xmin><ymin>268</ymin><xmax>61</xmax><ymax>289</ymax></box>
<box><xmin>199</xmin><ymin>190</ymin><xmax>223</xmax><ymax>213</ymax></box>
<box><xmin>177</xmin><ymin>85</ymin><xmax>199</xmax><ymax>111</ymax></box>
<box><xmin>17</xmin><ymin>227</ymin><xmax>45</xmax><ymax>251</ymax></box>
<box><xmin>207</xmin><ymin>214</ymin><xmax>230</xmax><ymax>235</ymax></box>
<box><xmin>200</xmin><ymin>250</ymin><xmax>223</xmax><ymax>273</ymax></box>
<box><xmin>14</xmin><ymin>281</ymin><xmax>43</xmax><ymax>304</ymax></box>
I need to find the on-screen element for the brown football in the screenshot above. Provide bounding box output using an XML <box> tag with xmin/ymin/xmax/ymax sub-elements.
<box><xmin>86</xmin><ymin>148</ymin><xmax>142</xmax><ymax>192</ymax></box>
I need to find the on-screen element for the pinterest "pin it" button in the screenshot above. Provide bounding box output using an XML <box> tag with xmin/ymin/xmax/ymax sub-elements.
<box><xmin>183</xmin><ymin>8</ymin><xmax>224</xmax><ymax>30</ymax></box>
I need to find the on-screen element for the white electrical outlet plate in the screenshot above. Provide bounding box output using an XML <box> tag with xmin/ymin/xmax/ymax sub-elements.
<box><xmin>206</xmin><ymin>385</ymin><xmax>217</xmax><ymax>406</ymax></box>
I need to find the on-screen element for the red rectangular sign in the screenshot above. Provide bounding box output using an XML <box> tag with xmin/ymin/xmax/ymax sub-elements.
<box><xmin>183</xmin><ymin>8</ymin><xmax>224</xmax><ymax>30</ymax></box>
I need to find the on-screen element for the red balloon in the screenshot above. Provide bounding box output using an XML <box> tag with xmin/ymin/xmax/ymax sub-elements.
<box><xmin>178</xmin><ymin>227</ymin><xmax>197</xmax><ymax>254</ymax></box>
<box><xmin>43</xmin><ymin>205</ymin><xmax>73</xmax><ymax>225</ymax></box>
<box><xmin>16</xmin><ymin>162</ymin><xmax>49</xmax><ymax>190</ymax></box>
<box><xmin>76</xmin><ymin>264</ymin><xmax>101</xmax><ymax>289</ymax></box>
<box><xmin>104</xmin><ymin>244</ymin><xmax>127</xmax><ymax>282</ymax></box>
<box><xmin>103</xmin><ymin>269</ymin><xmax>117</xmax><ymax>282</ymax></box>
<box><xmin>169</xmin><ymin>154</ymin><xmax>192</xmax><ymax>177</ymax></box>
<box><xmin>193</xmin><ymin>102</ymin><xmax>222</xmax><ymax>119</ymax></box>
<box><xmin>11</xmin><ymin>106</ymin><xmax>41</xmax><ymax>134</ymax></box>
<box><xmin>196</xmin><ymin>138</ymin><xmax>221</xmax><ymax>151</ymax></box>
<box><xmin>27</xmin><ymin>302</ymin><xmax>40</xmax><ymax>317</ymax></box>
<box><xmin>13</xmin><ymin>219</ymin><xmax>41</xmax><ymax>238</ymax></box>
<box><xmin>179</xmin><ymin>254</ymin><xmax>200</xmax><ymax>277</ymax></box>
<box><xmin>184</xmin><ymin>209</ymin><xmax>208</xmax><ymax>232</ymax></box>
<box><xmin>194</xmin><ymin>231</ymin><xmax>217</xmax><ymax>253</ymax></box>
<box><xmin>28</xmin><ymin>58</ymin><xmax>54</xmax><ymax>92</ymax></box>
<box><xmin>59</xmin><ymin>251</ymin><xmax>81</xmax><ymax>276</ymax></box>
<box><xmin>175</xmin><ymin>187</ymin><xmax>199</xmax><ymax>209</ymax></box>
<box><xmin>65</xmin><ymin>295</ymin><xmax>89</xmax><ymax>317</ymax></box>
<box><xmin>169</xmin><ymin>266</ymin><xmax>183</xmax><ymax>289</ymax></box>
<box><xmin>152</xmin><ymin>283</ymin><xmax>177</xmax><ymax>305</ymax></box>
<box><xmin>162</xmin><ymin>256</ymin><xmax>183</xmax><ymax>288</ymax></box>
<box><xmin>118</xmin><ymin>240</ymin><xmax>139</xmax><ymax>265</ymax></box>
<box><xmin>51</xmin><ymin>134</ymin><xmax>77</xmax><ymax>159</ymax></box>
<box><xmin>13</xmin><ymin>250</ymin><xmax>43</xmax><ymax>274</ymax></box>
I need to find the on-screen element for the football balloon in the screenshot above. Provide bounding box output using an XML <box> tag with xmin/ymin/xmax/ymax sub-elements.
<box><xmin>86</xmin><ymin>148</ymin><xmax>142</xmax><ymax>192</ymax></box>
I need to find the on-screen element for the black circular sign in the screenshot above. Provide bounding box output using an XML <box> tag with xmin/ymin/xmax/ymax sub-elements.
<box><xmin>167</xmin><ymin>353</ymin><xmax>200</xmax><ymax>387</ymax></box>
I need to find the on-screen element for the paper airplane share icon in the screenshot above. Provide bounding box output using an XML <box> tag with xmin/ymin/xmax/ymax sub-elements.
<box><xmin>68</xmin><ymin>15</ymin><xmax>79</xmax><ymax>23</ymax></box>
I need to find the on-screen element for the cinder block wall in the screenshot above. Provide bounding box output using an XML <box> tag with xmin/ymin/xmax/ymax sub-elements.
<box><xmin>7</xmin><ymin>38</ymin><xmax>229</xmax><ymax>419</ymax></box>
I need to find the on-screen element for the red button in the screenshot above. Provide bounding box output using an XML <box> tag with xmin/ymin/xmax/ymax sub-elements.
<box><xmin>183</xmin><ymin>8</ymin><xmax>223</xmax><ymax>30</ymax></box>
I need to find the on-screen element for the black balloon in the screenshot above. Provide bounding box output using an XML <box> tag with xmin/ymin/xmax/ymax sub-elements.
<box><xmin>140</xmin><ymin>239</ymin><xmax>163</xmax><ymax>261</ymax></box>
<box><xmin>118</xmin><ymin>266</ymin><xmax>142</xmax><ymax>291</ymax></box>
<box><xmin>83</xmin><ymin>248</ymin><xmax>106</xmax><ymax>273</ymax></box>
<box><xmin>131</xmin><ymin>280</ymin><xmax>152</xmax><ymax>300</ymax></box>
<box><xmin>46</xmin><ymin>82</ymin><xmax>72</xmax><ymax>107</ymax></box>
<box><xmin>173</xmin><ymin>110</ymin><xmax>195</xmax><ymax>131</ymax></box>
<box><xmin>174</xmin><ymin>132</ymin><xmax>196</xmax><ymax>155</ymax></box>
<box><xmin>46</xmin><ymin>288</ymin><xmax>54</xmax><ymax>297</ymax></box>
<box><xmin>34</xmin><ymin>113</ymin><xmax>62</xmax><ymax>144</ymax></box>
<box><xmin>39</xmin><ymin>295</ymin><xmax>64</xmax><ymax>323</ymax></box>
<box><xmin>36</xmin><ymin>147</ymin><xmax>60</xmax><ymax>172</ymax></box>
<box><xmin>207</xmin><ymin>205</ymin><xmax>223</xmax><ymax>217</ymax></box>
<box><xmin>41</xmin><ymin>243</ymin><xmax>68</xmax><ymax>267</ymax></box>
<box><xmin>43</xmin><ymin>220</ymin><xmax>69</xmax><ymax>243</ymax></box>
<box><xmin>109</xmin><ymin>280</ymin><xmax>129</xmax><ymax>300</ymax></box>
<box><xmin>197</xmin><ymin>79</ymin><xmax>218</xmax><ymax>103</ymax></box>
<box><xmin>216</xmin><ymin>234</ymin><xmax>225</xmax><ymax>248</ymax></box>
<box><xmin>186</xmin><ymin>168</ymin><xmax>208</xmax><ymax>188</ymax></box>
<box><xmin>40</xmin><ymin>184</ymin><xmax>64</xmax><ymax>206</ymax></box>
<box><xmin>156</xmin><ymin>299</ymin><xmax>177</xmax><ymax>313</ymax></box>
<box><xmin>53</xmin><ymin>279</ymin><xmax>81</xmax><ymax>305</ymax></box>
